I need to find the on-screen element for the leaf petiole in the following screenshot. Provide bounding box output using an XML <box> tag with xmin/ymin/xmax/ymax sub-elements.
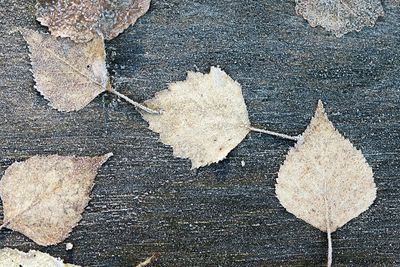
<box><xmin>327</xmin><ymin>229</ymin><xmax>332</xmax><ymax>267</ymax></box>
<box><xmin>0</xmin><ymin>221</ymin><xmax>9</xmax><ymax>230</ymax></box>
<box><xmin>108</xmin><ymin>88</ymin><xmax>162</xmax><ymax>115</ymax></box>
<box><xmin>249</xmin><ymin>126</ymin><xmax>300</xmax><ymax>141</ymax></box>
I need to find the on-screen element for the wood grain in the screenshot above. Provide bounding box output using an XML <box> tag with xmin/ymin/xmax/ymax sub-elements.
<box><xmin>0</xmin><ymin>0</ymin><xmax>399</xmax><ymax>266</ymax></box>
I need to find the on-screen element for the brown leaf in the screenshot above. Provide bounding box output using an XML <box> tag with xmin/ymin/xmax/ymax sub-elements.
<box><xmin>0</xmin><ymin>153</ymin><xmax>112</xmax><ymax>246</ymax></box>
<box><xmin>21</xmin><ymin>29</ymin><xmax>109</xmax><ymax>112</ymax></box>
<box><xmin>296</xmin><ymin>0</ymin><xmax>384</xmax><ymax>37</ymax></box>
<box><xmin>142</xmin><ymin>67</ymin><xmax>251</xmax><ymax>169</ymax></box>
<box><xmin>36</xmin><ymin>0</ymin><xmax>151</xmax><ymax>43</ymax></box>
<box><xmin>0</xmin><ymin>248</ymin><xmax>79</xmax><ymax>266</ymax></box>
<box><xmin>276</xmin><ymin>100</ymin><xmax>376</xmax><ymax>233</ymax></box>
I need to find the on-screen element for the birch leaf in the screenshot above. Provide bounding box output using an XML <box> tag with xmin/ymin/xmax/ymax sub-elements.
<box><xmin>36</xmin><ymin>0</ymin><xmax>151</xmax><ymax>43</ymax></box>
<box><xmin>0</xmin><ymin>153</ymin><xmax>113</xmax><ymax>246</ymax></box>
<box><xmin>21</xmin><ymin>29</ymin><xmax>109</xmax><ymax>112</ymax></box>
<box><xmin>276</xmin><ymin>100</ymin><xmax>376</xmax><ymax>232</ymax></box>
<box><xmin>296</xmin><ymin>0</ymin><xmax>384</xmax><ymax>37</ymax></box>
<box><xmin>142</xmin><ymin>67</ymin><xmax>251</xmax><ymax>169</ymax></box>
<box><xmin>0</xmin><ymin>248</ymin><xmax>79</xmax><ymax>267</ymax></box>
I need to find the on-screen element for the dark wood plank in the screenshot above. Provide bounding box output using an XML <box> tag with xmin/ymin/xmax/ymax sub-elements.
<box><xmin>0</xmin><ymin>0</ymin><xmax>399</xmax><ymax>266</ymax></box>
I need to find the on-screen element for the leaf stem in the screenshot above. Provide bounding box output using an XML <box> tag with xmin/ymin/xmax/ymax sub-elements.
<box><xmin>324</xmin><ymin>196</ymin><xmax>333</xmax><ymax>267</ymax></box>
<box><xmin>249</xmin><ymin>126</ymin><xmax>300</xmax><ymax>141</ymax></box>
<box><xmin>327</xmin><ymin>229</ymin><xmax>332</xmax><ymax>267</ymax></box>
<box><xmin>0</xmin><ymin>221</ymin><xmax>10</xmax><ymax>230</ymax></box>
<box><xmin>109</xmin><ymin>88</ymin><xmax>161</xmax><ymax>115</ymax></box>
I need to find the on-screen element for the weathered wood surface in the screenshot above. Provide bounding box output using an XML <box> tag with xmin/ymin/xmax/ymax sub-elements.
<box><xmin>0</xmin><ymin>0</ymin><xmax>399</xmax><ymax>266</ymax></box>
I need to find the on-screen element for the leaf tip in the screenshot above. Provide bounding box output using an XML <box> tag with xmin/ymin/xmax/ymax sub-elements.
<box><xmin>104</xmin><ymin>152</ymin><xmax>114</xmax><ymax>160</ymax></box>
<box><xmin>316</xmin><ymin>99</ymin><xmax>325</xmax><ymax>112</ymax></box>
<box><xmin>210</xmin><ymin>65</ymin><xmax>222</xmax><ymax>72</ymax></box>
<box><xmin>100</xmin><ymin>152</ymin><xmax>113</xmax><ymax>164</ymax></box>
<box><xmin>312</xmin><ymin>99</ymin><xmax>330</xmax><ymax>123</ymax></box>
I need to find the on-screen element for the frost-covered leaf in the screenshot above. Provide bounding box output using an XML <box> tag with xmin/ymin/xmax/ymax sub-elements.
<box><xmin>36</xmin><ymin>0</ymin><xmax>151</xmax><ymax>43</ymax></box>
<box><xmin>21</xmin><ymin>29</ymin><xmax>109</xmax><ymax>112</ymax></box>
<box><xmin>0</xmin><ymin>248</ymin><xmax>79</xmax><ymax>267</ymax></box>
<box><xmin>276</xmin><ymin>100</ymin><xmax>376</xmax><ymax>233</ymax></box>
<box><xmin>0</xmin><ymin>248</ymin><xmax>78</xmax><ymax>267</ymax></box>
<box><xmin>142</xmin><ymin>67</ymin><xmax>251</xmax><ymax>169</ymax></box>
<box><xmin>0</xmin><ymin>153</ymin><xmax>112</xmax><ymax>246</ymax></box>
<box><xmin>296</xmin><ymin>0</ymin><xmax>384</xmax><ymax>37</ymax></box>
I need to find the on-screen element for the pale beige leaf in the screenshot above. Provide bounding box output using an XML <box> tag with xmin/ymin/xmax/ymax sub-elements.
<box><xmin>142</xmin><ymin>67</ymin><xmax>251</xmax><ymax>169</ymax></box>
<box><xmin>0</xmin><ymin>153</ymin><xmax>113</xmax><ymax>246</ymax></box>
<box><xmin>21</xmin><ymin>29</ymin><xmax>109</xmax><ymax>112</ymax></box>
<box><xmin>134</xmin><ymin>254</ymin><xmax>158</xmax><ymax>267</ymax></box>
<box><xmin>296</xmin><ymin>0</ymin><xmax>384</xmax><ymax>37</ymax></box>
<box><xmin>0</xmin><ymin>248</ymin><xmax>79</xmax><ymax>267</ymax></box>
<box><xmin>276</xmin><ymin>100</ymin><xmax>376</xmax><ymax>233</ymax></box>
<box><xmin>36</xmin><ymin>0</ymin><xmax>151</xmax><ymax>43</ymax></box>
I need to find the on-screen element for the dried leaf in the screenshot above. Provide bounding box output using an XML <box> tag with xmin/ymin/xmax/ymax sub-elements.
<box><xmin>36</xmin><ymin>0</ymin><xmax>151</xmax><ymax>43</ymax></box>
<box><xmin>0</xmin><ymin>248</ymin><xmax>79</xmax><ymax>267</ymax></box>
<box><xmin>142</xmin><ymin>67</ymin><xmax>251</xmax><ymax>169</ymax></box>
<box><xmin>0</xmin><ymin>153</ymin><xmax>112</xmax><ymax>246</ymax></box>
<box><xmin>296</xmin><ymin>0</ymin><xmax>384</xmax><ymax>37</ymax></box>
<box><xmin>21</xmin><ymin>29</ymin><xmax>109</xmax><ymax>112</ymax></box>
<box><xmin>134</xmin><ymin>253</ymin><xmax>159</xmax><ymax>267</ymax></box>
<box><xmin>276</xmin><ymin>100</ymin><xmax>376</xmax><ymax>233</ymax></box>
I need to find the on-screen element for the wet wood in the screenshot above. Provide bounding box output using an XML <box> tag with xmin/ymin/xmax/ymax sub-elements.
<box><xmin>0</xmin><ymin>0</ymin><xmax>399</xmax><ymax>266</ymax></box>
